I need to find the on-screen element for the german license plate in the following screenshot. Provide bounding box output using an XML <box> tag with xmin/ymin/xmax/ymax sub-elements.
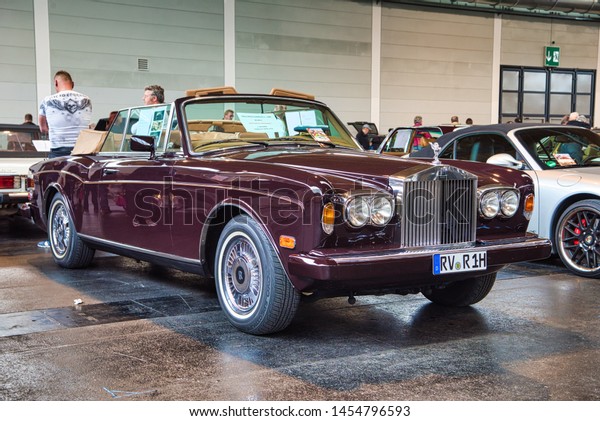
<box><xmin>433</xmin><ymin>251</ymin><xmax>487</xmax><ymax>275</ymax></box>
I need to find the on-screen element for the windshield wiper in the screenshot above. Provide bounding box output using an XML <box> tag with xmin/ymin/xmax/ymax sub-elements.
<box><xmin>193</xmin><ymin>138</ymin><xmax>269</xmax><ymax>151</ymax></box>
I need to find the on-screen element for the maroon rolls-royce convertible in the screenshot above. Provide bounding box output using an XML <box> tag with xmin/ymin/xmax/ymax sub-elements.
<box><xmin>29</xmin><ymin>87</ymin><xmax>551</xmax><ymax>334</ymax></box>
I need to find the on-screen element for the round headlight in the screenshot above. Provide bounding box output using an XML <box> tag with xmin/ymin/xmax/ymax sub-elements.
<box><xmin>500</xmin><ymin>190</ymin><xmax>519</xmax><ymax>217</ymax></box>
<box><xmin>480</xmin><ymin>191</ymin><xmax>500</xmax><ymax>219</ymax></box>
<box><xmin>370</xmin><ymin>196</ymin><xmax>393</xmax><ymax>226</ymax></box>
<box><xmin>346</xmin><ymin>196</ymin><xmax>369</xmax><ymax>227</ymax></box>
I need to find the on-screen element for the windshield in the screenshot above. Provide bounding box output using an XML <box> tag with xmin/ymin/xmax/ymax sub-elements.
<box><xmin>183</xmin><ymin>98</ymin><xmax>358</xmax><ymax>153</ymax></box>
<box><xmin>515</xmin><ymin>127</ymin><xmax>600</xmax><ymax>168</ymax></box>
<box><xmin>0</xmin><ymin>126</ymin><xmax>47</xmax><ymax>155</ymax></box>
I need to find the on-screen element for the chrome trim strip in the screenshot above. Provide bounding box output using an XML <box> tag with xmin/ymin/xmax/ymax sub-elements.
<box><xmin>36</xmin><ymin>170</ymin><xmax>305</xmax><ymax>207</ymax></box>
<box><xmin>306</xmin><ymin>237</ymin><xmax>551</xmax><ymax>264</ymax></box>
<box><xmin>79</xmin><ymin>234</ymin><xmax>201</xmax><ymax>265</ymax></box>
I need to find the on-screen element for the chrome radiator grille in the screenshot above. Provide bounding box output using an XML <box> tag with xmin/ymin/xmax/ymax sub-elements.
<box><xmin>400</xmin><ymin>178</ymin><xmax>477</xmax><ymax>247</ymax></box>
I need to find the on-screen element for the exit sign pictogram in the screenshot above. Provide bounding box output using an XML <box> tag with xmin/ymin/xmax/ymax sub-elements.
<box><xmin>545</xmin><ymin>46</ymin><xmax>560</xmax><ymax>67</ymax></box>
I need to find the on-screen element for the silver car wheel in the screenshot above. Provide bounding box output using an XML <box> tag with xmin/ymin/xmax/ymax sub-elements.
<box><xmin>214</xmin><ymin>215</ymin><xmax>300</xmax><ymax>334</ymax></box>
<box><xmin>50</xmin><ymin>200</ymin><xmax>71</xmax><ymax>259</ymax></box>
<box><xmin>219</xmin><ymin>231</ymin><xmax>262</xmax><ymax>319</ymax></box>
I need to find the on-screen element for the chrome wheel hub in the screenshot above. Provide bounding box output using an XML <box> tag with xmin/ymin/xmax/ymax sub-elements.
<box><xmin>223</xmin><ymin>235</ymin><xmax>262</xmax><ymax>315</ymax></box>
<box><xmin>51</xmin><ymin>203</ymin><xmax>70</xmax><ymax>257</ymax></box>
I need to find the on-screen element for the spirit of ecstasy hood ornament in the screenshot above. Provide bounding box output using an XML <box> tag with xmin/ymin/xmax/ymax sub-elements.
<box><xmin>431</xmin><ymin>142</ymin><xmax>441</xmax><ymax>165</ymax></box>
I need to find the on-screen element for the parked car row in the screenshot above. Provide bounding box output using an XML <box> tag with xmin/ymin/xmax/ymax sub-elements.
<box><xmin>27</xmin><ymin>87</ymin><xmax>551</xmax><ymax>334</ymax></box>
<box><xmin>407</xmin><ymin>123</ymin><xmax>600</xmax><ymax>279</ymax></box>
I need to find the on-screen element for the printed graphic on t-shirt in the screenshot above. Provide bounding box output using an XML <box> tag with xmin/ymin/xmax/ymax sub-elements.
<box><xmin>40</xmin><ymin>91</ymin><xmax>92</xmax><ymax>149</ymax></box>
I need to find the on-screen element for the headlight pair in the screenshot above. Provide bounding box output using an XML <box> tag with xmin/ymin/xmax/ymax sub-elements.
<box><xmin>344</xmin><ymin>194</ymin><xmax>394</xmax><ymax>228</ymax></box>
<box><xmin>479</xmin><ymin>188</ymin><xmax>519</xmax><ymax>219</ymax></box>
<box><xmin>321</xmin><ymin>192</ymin><xmax>395</xmax><ymax>234</ymax></box>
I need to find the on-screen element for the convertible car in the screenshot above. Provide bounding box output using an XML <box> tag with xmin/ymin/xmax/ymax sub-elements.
<box><xmin>29</xmin><ymin>88</ymin><xmax>551</xmax><ymax>334</ymax></box>
<box><xmin>376</xmin><ymin>125</ymin><xmax>460</xmax><ymax>156</ymax></box>
<box><xmin>0</xmin><ymin>123</ymin><xmax>47</xmax><ymax>217</ymax></box>
<box><xmin>410</xmin><ymin>123</ymin><xmax>600</xmax><ymax>278</ymax></box>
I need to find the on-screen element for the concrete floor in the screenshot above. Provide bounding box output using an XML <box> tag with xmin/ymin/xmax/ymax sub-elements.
<box><xmin>0</xmin><ymin>216</ymin><xmax>598</xmax><ymax>401</ymax></box>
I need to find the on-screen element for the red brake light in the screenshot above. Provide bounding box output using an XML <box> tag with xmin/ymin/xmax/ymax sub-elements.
<box><xmin>0</xmin><ymin>176</ymin><xmax>18</xmax><ymax>189</ymax></box>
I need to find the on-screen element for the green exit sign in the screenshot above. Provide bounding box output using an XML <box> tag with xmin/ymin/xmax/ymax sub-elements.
<box><xmin>545</xmin><ymin>46</ymin><xmax>560</xmax><ymax>67</ymax></box>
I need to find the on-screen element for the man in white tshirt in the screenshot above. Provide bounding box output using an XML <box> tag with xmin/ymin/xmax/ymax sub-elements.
<box><xmin>39</xmin><ymin>70</ymin><xmax>92</xmax><ymax>158</ymax></box>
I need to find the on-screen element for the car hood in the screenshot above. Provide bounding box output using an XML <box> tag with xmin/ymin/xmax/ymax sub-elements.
<box><xmin>538</xmin><ymin>166</ymin><xmax>600</xmax><ymax>187</ymax></box>
<box><xmin>211</xmin><ymin>146</ymin><xmax>524</xmax><ymax>192</ymax></box>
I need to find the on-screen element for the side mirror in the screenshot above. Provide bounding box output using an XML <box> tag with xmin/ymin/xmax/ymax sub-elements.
<box><xmin>486</xmin><ymin>153</ymin><xmax>523</xmax><ymax>169</ymax></box>
<box><xmin>130</xmin><ymin>135</ymin><xmax>156</xmax><ymax>159</ymax></box>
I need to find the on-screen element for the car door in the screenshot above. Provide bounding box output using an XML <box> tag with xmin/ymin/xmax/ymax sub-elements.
<box><xmin>83</xmin><ymin>106</ymin><xmax>176</xmax><ymax>255</ymax></box>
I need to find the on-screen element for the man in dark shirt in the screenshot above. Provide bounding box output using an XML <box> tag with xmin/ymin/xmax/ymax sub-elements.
<box><xmin>22</xmin><ymin>113</ymin><xmax>37</xmax><ymax>126</ymax></box>
<box><xmin>356</xmin><ymin>124</ymin><xmax>371</xmax><ymax>150</ymax></box>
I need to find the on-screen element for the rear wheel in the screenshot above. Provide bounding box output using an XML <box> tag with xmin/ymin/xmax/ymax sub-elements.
<box><xmin>555</xmin><ymin>200</ymin><xmax>600</xmax><ymax>278</ymax></box>
<box><xmin>214</xmin><ymin>215</ymin><xmax>300</xmax><ymax>335</ymax></box>
<box><xmin>48</xmin><ymin>193</ymin><xmax>95</xmax><ymax>268</ymax></box>
<box><xmin>422</xmin><ymin>273</ymin><xmax>496</xmax><ymax>306</ymax></box>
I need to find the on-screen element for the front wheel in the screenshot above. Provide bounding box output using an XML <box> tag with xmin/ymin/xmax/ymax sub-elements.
<box><xmin>214</xmin><ymin>215</ymin><xmax>300</xmax><ymax>335</ymax></box>
<box><xmin>555</xmin><ymin>200</ymin><xmax>600</xmax><ymax>278</ymax></box>
<box><xmin>48</xmin><ymin>193</ymin><xmax>95</xmax><ymax>268</ymax></box>
<box><xmin>422</xmin><ymin>273</ymin><xmax>496</xmax><ymax>306</ymax></box>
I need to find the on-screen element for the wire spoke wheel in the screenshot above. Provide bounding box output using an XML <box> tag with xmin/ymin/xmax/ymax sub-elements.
<box><xmin>47</xmin><ymin>193</ymin><xmax>95</xmax><ymax>268</ymax></box>
<box><xmin>222</xmin><ymin>234</ymin><xmax>262</xmax><ymax>316</ymax></box>
<box><xmin>50</xmin><ymin>202</ymin><xmax>71</xmax><ymax>258</ymax></box>
<box><xmin>215</xmin><ymin>215</ymin><xmax>300</xmax><ymax>334</ymax></box>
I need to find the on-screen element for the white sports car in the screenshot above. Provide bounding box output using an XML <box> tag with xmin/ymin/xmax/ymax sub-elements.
<box><xmin>409</xmin><ymin>123</ymin><xmax>600</xmax><ymax>278</ymax></box>
<box><xmin>0</xmin><ymin>124</ymin><xmax>47</xmax><ymax>217</ymax></box>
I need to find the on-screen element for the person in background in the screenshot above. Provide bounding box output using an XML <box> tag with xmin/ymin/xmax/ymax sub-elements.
<box><xmin>131</xmin><ymin>85</ymin><xmax>165</xmax><ymax>134</ymax></box>
<box><xmin>37</xmin><ymin>70</ymin><xmax>92</xmax><ymax>248</ymax></box>
<box><xmin>223</xmin><ymin>109</ymin><xmax>234</xmax><ymax>120</ymax></box>
<box><xmin>465</xmin><ymin>117</ymin><xmax>473</xmax><ymax>125</ymax></box>
<box><xmin>566</xmin><ymin>112</ymin><xmax>591</xmax><ymax>129</ymax></box>
<box><xmin>412</xmin><ymin>115</ymin><xmax>431</xmax><ymax>151</ymax></box>
<box><xmin>39</xmin><ymin>70</ymin><xmax>92</xmax><ymax>158</ymax></box>
<box><xmin>142</xmin><ymin>85</ymin><xmax>164</xmax><ymax>105</ymax></box>
<box><xmin>450</xmin><ymin>115</ymin><xmax>459</xmax><ymax>125</ymax></box>
<box><xmin>23</xmin><ymin>113</ymin><xmax>37</xmax><ymax>126</ymax></box>
<box><xmin>273</xmin><ymin>104</ymin><xmax>288</xmax><ymax>137</ymax></box>
<box><xmin>356</xmin><ymin>124</ymin><xmax>371</xmax><ymax>150</ymax></box>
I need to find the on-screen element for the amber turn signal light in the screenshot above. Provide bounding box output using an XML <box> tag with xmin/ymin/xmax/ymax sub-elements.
<box><xmin>279</xmin><ymin>235</ymin><xmax>296</xmax><ymax>249</ymax></box>
<box><xmin>322</xmin><ymin>202</ymin><xmax>335</xmax><ymax>234</ymax></box>
<box><xmin>524</xmin><ymin>193</ymin><xmax>534</xmax><ymax>213</ymax></box>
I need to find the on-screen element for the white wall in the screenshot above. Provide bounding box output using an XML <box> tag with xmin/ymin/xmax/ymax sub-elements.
<box><xmin>0</xmin><ymin>0</ymin><xmax>37</xmax><ymax>123</ymax></box>
<box><xmin>501</xmin><ymin>15</ymin><xmax>599</xmax><ymax>70</ymax></box>
<box><xmin>47</xmin><ymin>0</ymin><xmax>225</xmax><ymax>122</ymax></box>
<box><xmin>1</xmin><ymin>0</ymin><xmax>600</xmax><ymax>129</ymax></box>
<box><xmin>380</xmin><ymin>4</ymin><xmax>495</xmax><ymax>130</ymax></box>
<box><xmin>235</xmin><ymin>0</ymin><xmax>372</xmax><ymax>125</ymax></box>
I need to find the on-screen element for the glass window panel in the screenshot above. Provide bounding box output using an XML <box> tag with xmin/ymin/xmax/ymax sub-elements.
<box><xmin>501</xmin><ymin>92</ymin><xmax>518</xmax><ymax>114</ymax></box>
<box><xmin>548</xmin><ymin>117</ymin><xmax>565</xmax><ymax>124</ymax></box>
<box><xmin>576</xmin><ymin>95</ymin><xmax>591</xmax><ymax>115</ymax></box>
<box><xmin>523</xmin><ymin>72</ymin><xmax>546</xmax><ymax>92</ymax></box>
<box><xmin>523</xmin><ymin>93</ymin><xmax>545</xmax><ymax>114</ymax></box>
<box><xmin>502</xmin><ymin>70</ymin><xmax>519</xmax><ymax>90</ymax></box>
<box><xmin>577</xmin><ymin>74</ymin><xmax>592</xmax><ymax>93</ymax></box>
<box><xmin>550</xmin><ymin>73</ymin><xmax>572</xmax><ymax>93</ymax></box>
<box><xmin>549</xmin><ymin>93</ymin><xmax>571</xmax><ymax>115</ymax></box>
